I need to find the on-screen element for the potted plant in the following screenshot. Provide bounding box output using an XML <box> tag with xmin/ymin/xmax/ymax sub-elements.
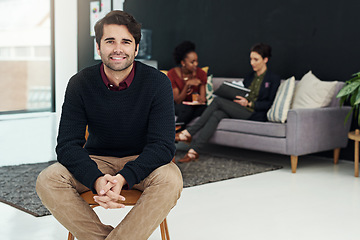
<box><xmin>337</xmin><ymin>71</ymin><xmax>360</xmax><ymax>126</ymax></box>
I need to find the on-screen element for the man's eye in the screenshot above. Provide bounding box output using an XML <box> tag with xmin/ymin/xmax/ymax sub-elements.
<box><xmin>106</xmin><ymin>41</ymin><xmax>114</xmax><ymax>44</ymax></box>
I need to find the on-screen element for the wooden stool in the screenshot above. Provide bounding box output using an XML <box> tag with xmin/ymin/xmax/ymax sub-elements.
<box><xmin>67</xmin><ymin>189</ymin><xmax>170</xmax><ymax>240</ymax></box>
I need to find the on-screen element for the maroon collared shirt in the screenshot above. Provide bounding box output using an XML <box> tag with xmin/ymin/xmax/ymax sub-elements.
<box><xmin>100</xmin><ymin>62</ymin><xmax>136</xmax><ymax>91</ymax></box>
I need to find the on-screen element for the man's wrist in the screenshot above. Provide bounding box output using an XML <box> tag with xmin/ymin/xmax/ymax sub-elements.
<box><xmin>115</xmin><ymin>174</ymin><xmax>127</xmax><ymax>186</ymax></box>
<box><xmin>94</xmin><ymin>175</ymin><xmax>105</xmax><ymax>195</ymax></box>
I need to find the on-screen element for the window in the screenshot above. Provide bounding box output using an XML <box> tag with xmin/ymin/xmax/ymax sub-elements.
<box><xmin>0</xmin><ymin>0</ymin><xmax>53</xmax><ymax>113</ymax></box>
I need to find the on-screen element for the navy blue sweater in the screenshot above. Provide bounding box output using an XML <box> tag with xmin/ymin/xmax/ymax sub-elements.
<box><xmin>56</xmin><ymin>62</ymin><xmax>176</xmax><ymax>192</ymax></box>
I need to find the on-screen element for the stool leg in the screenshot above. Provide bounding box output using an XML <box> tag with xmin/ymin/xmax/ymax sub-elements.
<box><xmin>160</xmin><ymin>221</ymin><xmax>166</xmax><ymax>240</ymax></box>
<box><xmin>68</xmin><ymin>232</ymin><xmax>74</xmax><ymax>240</ymax></box>
<box><xmin>163</xmin><ymin>218</ymin><xmax>170</xmax><ymax>240</ymax></box>
<box><xmin>160</xmin><ymin>218</ymin><xmax>170</xmax><ymax>240</ymax></box>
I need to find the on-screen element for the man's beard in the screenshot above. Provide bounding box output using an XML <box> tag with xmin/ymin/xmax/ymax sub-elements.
<box><xmin>101</xmin><ymin>53</ymin><xmax>135</xmax><ymax>72</ymax></box>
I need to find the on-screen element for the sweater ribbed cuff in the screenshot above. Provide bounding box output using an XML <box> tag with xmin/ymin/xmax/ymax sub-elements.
<box><xmin>82</xmin><ymin>168</ymin><xmax>104</xmax><ymax>194</ymax></box>
<box><xmin>118</xmin><ymin>168</ymin><xmax>137</xmax><ymax>190</ymax></box>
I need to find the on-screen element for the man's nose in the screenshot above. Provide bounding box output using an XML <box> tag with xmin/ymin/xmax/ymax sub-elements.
<box><xmin>113</xmin><ymin>43</ymin><xmax>123</xmax><ymax>54</ymax></box>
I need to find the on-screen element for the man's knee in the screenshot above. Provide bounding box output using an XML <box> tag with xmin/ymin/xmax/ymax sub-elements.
<box><xmin>36</xmin><ymin>163</ymin><xmax>70</xmax><ymax>198</ymax></box>
<box><xmin>149</xmin><ymin>162</ymin><xmax>183</xmax><ymax>195</ymax></box>
<box><xmin>166</xmin><ymin>162</ymin><xmax>183</xmax><ymax>193</ymax></box>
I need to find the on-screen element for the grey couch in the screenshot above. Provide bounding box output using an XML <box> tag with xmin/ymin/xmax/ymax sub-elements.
<box><xmin>191</xmin><ymin>77</ymin><xmax>352</xmax><ymax>172</ymax></box>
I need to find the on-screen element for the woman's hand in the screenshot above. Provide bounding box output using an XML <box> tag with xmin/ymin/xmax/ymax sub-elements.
<box><xmin>184</xmin><ymin>78</ymin><xmax>202</xmax><ymax>95</ymax></box>
<box><xmin>197</xmin><ymin>95</ymin><xmax>206</xmax><ymax>104</ymax></box>
<box><xmin>234</xmin><ymin>96</ymin><xmax>249</xmax><ymax>107</ymax></box>
<box><xmin>186</xmin><ymin>78</ymin><xmax>202</xmax><ymax>87</ymax></box>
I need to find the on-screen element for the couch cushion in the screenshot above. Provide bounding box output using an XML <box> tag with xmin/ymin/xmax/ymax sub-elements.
<box><xmin>216</xmin><ymin>118</ymin><xmax>286</xmax><ymax>138</ymax></box>
<box><xmin>291</xmin><ymin>71</ymin><xmax>338</xmax><ymax>109</ymax></box>
<box><xmin>267</xmin><ymin>76</ymin><xmax>296</xmax><ymax>123</ymax></box>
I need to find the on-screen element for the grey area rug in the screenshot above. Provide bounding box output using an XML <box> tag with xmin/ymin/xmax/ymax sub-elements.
<box><xmin>0</xmin><ymin>160</ymin><xmax>56</xmax><ymax>217</ymax></box>
<box><xmin>0</xmin><ymin>153</ymin><xmax>281</xmax><ymax>217</ymax></box>
<box><xmin>174</xmin><ymin>151</ymin><xmax>282</xmax><ymax>188</ymax></box>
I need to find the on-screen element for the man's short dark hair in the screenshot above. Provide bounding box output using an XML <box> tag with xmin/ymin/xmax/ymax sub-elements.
<box><xmin>250</xmin><ymin>43</ymin><xmax>272</xmax><ymax>60</ymax></box>
<box><xmin>94</xmin><ymin>10</ymin><xmax>142</xmax><ymax>47</ymax></box>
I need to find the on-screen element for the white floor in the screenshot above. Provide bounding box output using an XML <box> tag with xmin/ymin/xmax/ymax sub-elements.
<box><xmin>1</xmin><ymin>150</ymin><xmax>360</xmax><ymax>240</ymax></box>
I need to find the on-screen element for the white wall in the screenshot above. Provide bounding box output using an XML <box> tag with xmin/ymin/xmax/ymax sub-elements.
<box><xmin>54</xmin><ymin>0</ymin><xmax>78</xmax><ymax>121</ymax></box>
<box><xmin>0</xmin><ymin>0</ymin><xmax>78</xmax><ymax>166</ymax></box>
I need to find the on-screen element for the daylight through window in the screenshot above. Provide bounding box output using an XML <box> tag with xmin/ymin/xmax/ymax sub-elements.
<box><xmin>0</xmin><ymin>0</ymin><xmax>52</xmax><ymax>113</ymax></box>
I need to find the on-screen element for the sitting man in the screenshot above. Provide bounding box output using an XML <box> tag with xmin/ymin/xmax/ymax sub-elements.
<box><xmin>36</xmin><ymin>10</ymin><xmax>183</xmax><ymax>240</ymax></box>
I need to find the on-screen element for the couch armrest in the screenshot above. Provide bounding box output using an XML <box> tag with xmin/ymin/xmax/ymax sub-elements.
<box><xmin>286</xmin><ymin>106</ymin><xmax>352</xmax><ymax>156</ymax></box>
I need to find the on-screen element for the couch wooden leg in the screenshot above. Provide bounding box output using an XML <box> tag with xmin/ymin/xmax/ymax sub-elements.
<box><xmin>333</xmin><ymin>148</ymin><xmax>340</xmax><ymax>164</ymax></box>
<box><xmin>290</xmin><ymin>155</ymin><xmax>298</xmax><ymax>173</ymax></box>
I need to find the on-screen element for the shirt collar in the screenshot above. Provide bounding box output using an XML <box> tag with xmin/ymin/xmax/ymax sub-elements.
<box><xmin>255</xmin><ymin>70</ymin><xmax>267</xmax><ymax>79</ymax></box>
<box><xmin>100</xmin><ymin>62</ymin><xmax>136</xmax><ymax>91</ymax></box>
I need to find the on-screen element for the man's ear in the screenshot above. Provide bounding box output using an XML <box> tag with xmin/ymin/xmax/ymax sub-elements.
<box><xmin>134</xmin><ymin>44</ymin><xmax>139</xmax><ymax>57</ymax></box>
<box><xmin>264</xmin><ymin>57</ymin><xmax>269</xmax><ymax>64</ymax></box>
<box><xmin>96</xmin><ymin>42</ymin><xmax>101</xmax><ymax>56</ymax></box>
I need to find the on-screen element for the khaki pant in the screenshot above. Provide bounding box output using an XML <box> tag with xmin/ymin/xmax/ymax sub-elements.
<box><xmin>36</xmin><ymin>155</ymin><xmax>183</xmax><ymax>240</ymax></box>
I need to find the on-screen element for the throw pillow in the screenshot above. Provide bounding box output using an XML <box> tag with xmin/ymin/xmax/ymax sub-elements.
<box><xmin>201</xmin><ymin>66</ymin><xmax>209</xmax><ymax>74</ymax></box>
<box><xmin>267</xmin><ymin>76</ymin><xmax>296</xmax><ymax>123</ymax></box>
<box><xmin>206</xmin><ymin>74</ymin><xmax>214</xmax><ymax>105</ymax></box>
<box><xmin>291</xmin><ymin>71</ymin><xmax>338</xmax><ymax>109</ymax></box>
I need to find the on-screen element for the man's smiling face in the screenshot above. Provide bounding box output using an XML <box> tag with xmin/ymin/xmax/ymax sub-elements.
<box><xmin>97</xmin><ymin>24</ymin><xmax>139</xmax><ymax>73</ymax></box>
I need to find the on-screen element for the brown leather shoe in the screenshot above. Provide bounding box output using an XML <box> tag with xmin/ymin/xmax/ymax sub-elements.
<box><xmin>178</xmin><ymin>152</ymin><xmax>199</xmax><ymax>163</ymax></box>
<box><xmin>175</xmin><ymin>131</ymin><xmax>192</xmax><ymax>144</ymax></box>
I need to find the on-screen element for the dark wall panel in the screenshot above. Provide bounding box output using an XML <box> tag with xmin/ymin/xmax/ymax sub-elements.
<box><xmin>123</xmin><ymin>0</ymin><xmax>359</xmax><ymax>81</ymax></box>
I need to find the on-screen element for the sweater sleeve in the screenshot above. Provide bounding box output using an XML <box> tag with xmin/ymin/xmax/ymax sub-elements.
<box><xmin>117</xmin><ymin>72</ymin><xmax>176</xmax><ymax>189</ymax></box>
<box><xmin>56</xmin><ymin>74</ymin><xmax>104</xmax><ymax>193</ymax></box>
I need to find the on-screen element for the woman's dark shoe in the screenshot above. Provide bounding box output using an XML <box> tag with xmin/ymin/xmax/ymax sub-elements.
<box><xmin>175</xmin><ymin>131</ymin><xmax>192</xmax><ymax>144</ymax></box>
<box><xmin>178</xmin><ymin>151</ymin><xmax>199</xmax><ymax>163</ymax></box>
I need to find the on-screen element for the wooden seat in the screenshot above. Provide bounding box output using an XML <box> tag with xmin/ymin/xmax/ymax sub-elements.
<box><xmin>67</xmin><ymin>189</ymin><xmax>170</xmax><ymax>240</ymax></box>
